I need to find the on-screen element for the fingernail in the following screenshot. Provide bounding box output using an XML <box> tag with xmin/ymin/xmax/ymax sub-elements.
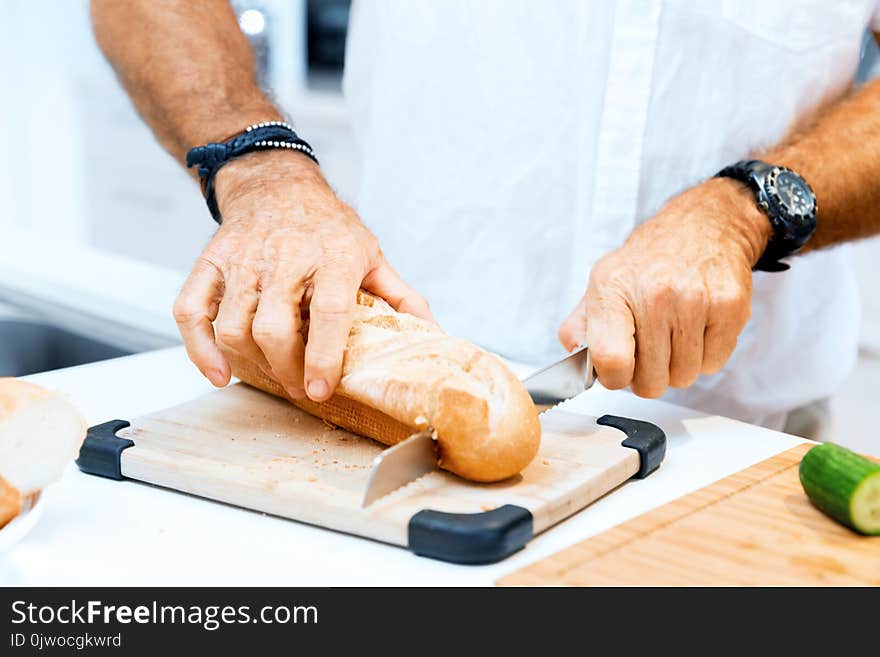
<box><xmin>287</xmin><ymin>387</ymin><xmax>306</xmax><ymax>400</ymax></box>
<box><xmin>307</xmin><ymin>379</ymin><xmax>329</xmax><ymax>400</ymax></box>
<box><xmin>206</xmin><ymin>369</ymin><xmax>225</xmax><ymax>386</ymax></box>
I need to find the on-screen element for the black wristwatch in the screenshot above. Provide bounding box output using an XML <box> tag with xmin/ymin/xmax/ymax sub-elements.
<box><xmin>715</xmin><ymin>160</ymin><xmax>817</xmax><ymax>272</ymax></box>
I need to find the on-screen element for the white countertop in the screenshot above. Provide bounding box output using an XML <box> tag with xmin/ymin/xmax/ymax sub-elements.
<box><xmin>0</xmin><ymin>228</ymin><xmax>184</xmax><ymax>351</ymax></box>
<box><xmin>0</xmin><ymin>347</ymin><xmax>805</xmax><ymax>586</ymax></box>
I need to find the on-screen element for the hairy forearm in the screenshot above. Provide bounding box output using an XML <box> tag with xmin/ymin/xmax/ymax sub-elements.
<box><xmin>762</xmin><ymin>76</ymin><xmax>880</xmax><ymax>251</ymax></box>
<box><xmin>91</xmin><ymin>0</ymin><xmax>282</xmax><ymax>169</ymax></box>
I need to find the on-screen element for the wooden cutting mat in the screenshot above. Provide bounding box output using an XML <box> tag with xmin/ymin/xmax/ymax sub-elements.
<box><xmin>498</xmin><ymin>444</ymin><xmax>880</xmax><ymax>586</ymax></box>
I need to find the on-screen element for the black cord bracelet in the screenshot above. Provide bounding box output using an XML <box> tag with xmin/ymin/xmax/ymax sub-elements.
<box><xmin>185</xmin><ymin>121</ymin><xmax>319</xmax><ymax>224</ymax></box>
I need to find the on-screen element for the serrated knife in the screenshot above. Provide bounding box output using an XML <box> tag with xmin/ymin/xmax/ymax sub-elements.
<box><xmin>520</xmin><ymin>345</ymin><xmax>595</xmax><ymax>406</ymax></box>
<box><xmin>361</xmin><ymin>346</ymin><xmax>597</xmax><ymax>507</ymax></box>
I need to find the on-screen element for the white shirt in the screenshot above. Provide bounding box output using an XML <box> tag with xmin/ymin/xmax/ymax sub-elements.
<box><xmin>343</xmin><ymin>0</ymin><xmax>880</xmax><ymax>426</ymax></box>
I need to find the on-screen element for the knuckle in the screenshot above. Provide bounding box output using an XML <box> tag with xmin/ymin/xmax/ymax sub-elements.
<box><xmin>645</xmin><ymin>279</ymin><xmax>674</xmax><ymax>307</ymax></box>
<box><xmin>195</xmin><ymin>254</ymin><xmax>223</xmax><ymax>271</ymax></box>
<box><xmin>676</xmin><ymin>284</ymin><xmax>708</xmax><ymax>311</ymax></box>
<box><xmin>712</xmin><ymin>284</ymin><xmax>749</xmax><ymax>314</ymax></box>
<box><xmin>321</xmin><ymin>252</ymin><xmax>356</xmax><ymax>271</ymax></box>
<box><xmin>590</xmin><ymin>254</ymin><xmax>616</xmax><ymax>278</ymax></box>
<box><xmin>701</xmin><ymin>359</ymin><xmax>725</xmax><ymax>375</ymax></box>
<box><xmin>252</xmin><ymin>319</ymin><xmax>294</xmax><ymax>348</ymax></box>
<box><xmin>322</xmin><ymin>238</ymin><xmax>363</xmax><ymax>264</ymax></box>
<box><xmin>306</xmin><ymin>351</ymin><xmax>341</xmax><ymax>373</ymax></box>
<box><xmin>404</xmin><ymin>294</ymin><xmax>432</xmax><ymax>316</ymax></box>
<box><xmin>597</xmin><ymin>373</ymin><xmax>630</xmax><ymax>391</ymax></box>
<box><xmin>669</xmin><ymin>368</ymin><xmax>699</xmax><ymax>389</ymax></box>
<box><xmin>588</xmin><ymin>260</ymin><xmax>622</xmax><ymax>292</ymax></box>
<box><xmin>593</xmin><ymin>351</ymin><xmax>633</xmax><ymax>390</ymax></box>
<box><xmin>631</xmin><ymin>380</ymin><xmax>666</xmax><ymax>399</ymax></box>
<box><xmin>359</xmin><ymin>233</ymin><xmax>380</xmax><ymax>258</ymax></box>
<box><xmin>311</xmin><ymin>294</ymin><xmax>352</xmax><ymax>318</ymax></box>
<box><xmin>594</xmin><ymin>349</ymin><xmax>631</xmax><ymax>375</ymax></box>
<box><xmin>410</xmin><ymin>294</ymin><xmax>431</xmax><ymax>311</ymax></box>
<box><xmin>172</xmin><ymin>297</ymin><xmax>203</xmax><ymax>325</ymax></box>
<box><xmin>702</xmin><ymin>337</ymin><xmax>738</xmax><ymax>373</ymax></box>
<box><xmin>215</xmin><ymin>322</ymin><xmax>251</xmax><ymax>348</ymax></box>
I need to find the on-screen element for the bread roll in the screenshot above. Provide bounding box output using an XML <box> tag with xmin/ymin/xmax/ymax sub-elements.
<box><xmin>0</xmin><ymin>379</ymin><xmax>87</xmax><ymax>497</ymax></box>
<box><xmin>0</xmin><ymin>474</ymin><xmax>21</xmax><ymax>529</ymax></box>
<box><xmin>226</xmin><ymin>291</ymin><xmax>541</xmax><ymax>482</ymax></box>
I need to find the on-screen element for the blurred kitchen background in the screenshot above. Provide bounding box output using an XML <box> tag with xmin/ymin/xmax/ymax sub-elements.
<box><xmin>0</xmin><ymin>1</ymin><xmax>878</xmax><ymax>452</ymax></box>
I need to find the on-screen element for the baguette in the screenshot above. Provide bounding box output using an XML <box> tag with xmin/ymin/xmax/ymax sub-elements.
<box><xmin>226</xmin><ymin>291</ymin><xmax>541</xmax><ymax>482</ymax></box>
<box><xmin>0</xmin><ymin>379</ymin><xmax>87</xmax><ymax>507</ymax></box>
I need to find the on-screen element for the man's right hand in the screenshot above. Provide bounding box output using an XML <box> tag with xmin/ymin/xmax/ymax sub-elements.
<box><xmin>172</xmin><ymin>150</ymin><xmax>433</xmax><ymax>402</ymax></box>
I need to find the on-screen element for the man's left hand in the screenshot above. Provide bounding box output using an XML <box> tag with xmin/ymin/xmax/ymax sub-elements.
<box><xmin>558</xmin><ymin>178</ymin><xmax>772</xmax><ymax>398</ymax></box>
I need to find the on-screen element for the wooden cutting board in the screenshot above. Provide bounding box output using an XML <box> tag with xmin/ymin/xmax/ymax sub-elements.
<box><xmin>498</xmin><ymin>444</ymin><xmax>880</xmax><ymax>586</ymax></box>
<box><xmin>76</xmin><ymin>383</ymin><xmax>665</xmax><ymax>564</ymax></box>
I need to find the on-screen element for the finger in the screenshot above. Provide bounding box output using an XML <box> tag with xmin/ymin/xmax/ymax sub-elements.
<box><xmin>304</xmin><ymin>263</ymin><xmax>360</xmax><ymax>401</ymax></box>
<box><xmin>702</xmin><ymin>320</ymin><xmax>740</xmax><ymax>374</ymax></box>
<box><xmin>630</xmin><ymin>288</ymin><xmax>672</xmax><ymax>398</ymax></box>
<box><xmin>363</xmin><ymin>261</ymin><xmax>435</xmax><ymax>322</ymax></box>
<box><xmin>173</xmin><ymin>259</ymin><xmax>229</xmax><ymax>386</ymax></box>
<box><xmin>669</xmin><ymin>288</ymin><xmax>707</xmax><ymax>388</ymax></box>
<box><xmin>702</xmin><ymin>287</ymin><xmax>750</xmax><ymax>373</ymax></box>
<box><xmin>214</xmin><ymin>266</ymin><xmax>270</xmax><ymax>372</ymax></box>
<box><xmin>557</xmin><ymin>301</ymin><xmax>587</xmax><ymax>353</ymax></box>
<box><xmin>252</xmin><ymin>278</ymin><xmax>307</xmax><ymax>399</ymax></box>
<box><xmin>581</xmin><ymin>294</ymin><xmax>636</xmax><ymax>390</ymax></box>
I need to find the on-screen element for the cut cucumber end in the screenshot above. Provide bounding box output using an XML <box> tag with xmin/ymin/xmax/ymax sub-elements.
<box><xmin>850</xmin><ymin>471</ymin><xmax>880</xmax><ymax>536</ymax></box>
<box><xmin>800</xmin><ymin>443</ymin><xmax>880</xmax><ymax>535</ymax></box>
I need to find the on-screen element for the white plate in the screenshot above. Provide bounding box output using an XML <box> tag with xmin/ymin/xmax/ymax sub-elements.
<box><xmin>0</xmin><ymin>491</ymin><xmax>44</xmax><ymax>555</ymax></box>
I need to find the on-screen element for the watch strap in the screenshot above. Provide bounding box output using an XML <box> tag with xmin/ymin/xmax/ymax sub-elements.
<box><xmin>716</xmin><ymin>160</ymin><xmax>791</xmax><ymax>272</ymax></box>
<box><xmin>717</xmin><ymin>159</ymin><xmax>769</xmax><ymax>192</ymax></box>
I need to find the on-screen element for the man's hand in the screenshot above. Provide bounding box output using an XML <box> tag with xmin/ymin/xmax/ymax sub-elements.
<box><xmin>173</xmin><ymin>151</ymin><xmax>433</xmax><ymax>401</ymax></box>
<box><xmin>558</xmin><ymin>178</ymin><xmax>772</xmax><ymax>398</ymax></box>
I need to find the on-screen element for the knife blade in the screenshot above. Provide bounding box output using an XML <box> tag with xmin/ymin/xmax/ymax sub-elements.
<box><xmin>360</xmin><ymin>347</ymin><xmax>597</xmax><ymax>507</ymax></box>
<box><xmin>361</xmin><ymin>429</ymin><xmax>437</xmax><ymax>508</ymax></box>
<box><xmin>521</xmin><ymin>345</ymin><xmax>596</xmax><ymax>405</ymax></box>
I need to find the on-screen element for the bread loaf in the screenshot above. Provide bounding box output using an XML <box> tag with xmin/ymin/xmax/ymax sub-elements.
<box><xmin>0</xmin><ymin>379</ymin><xmax>87</xmax><ymax>529</ymax></box>
<box><xmin>226</xmin><ymin>291</ymin><xmax>541</xmax><ymax>482</ymax></box>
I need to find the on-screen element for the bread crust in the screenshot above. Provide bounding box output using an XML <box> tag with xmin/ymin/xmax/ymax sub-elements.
<box><xmin>0</xmin><ymin>474</ymin><xmax>21</xmax><ymax>530</ymax></box>
<box><xmin>226</xmin><ymin>292</ymin><xmax>541</xmax><ymax>482</ymax></box>
<box><xmin>0</xmin><ymin>378</ymin><xmax>50</xmax><ymax>421</ymax></box>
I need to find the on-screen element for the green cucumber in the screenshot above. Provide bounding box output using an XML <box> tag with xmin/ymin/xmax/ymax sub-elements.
<box><xmin>799</xmin><ymin>443</ymin><xmax>880</xmax><ymax>535</ymax></box>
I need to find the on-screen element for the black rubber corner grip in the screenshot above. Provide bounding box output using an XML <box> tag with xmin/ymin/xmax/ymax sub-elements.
<box><xmin>75</xmin><ymin>419</ymin><xmax>134</xmax><ymax>480</ymax></box>
<box><xmin>597</xmin><ymin>414</ymin><xmax>666</xmax><ymax>478</ymax></box>
<box><xmin>408</xmin><ymin>504</ymin><xmax>533</xmax><ymax>565</ymax></box>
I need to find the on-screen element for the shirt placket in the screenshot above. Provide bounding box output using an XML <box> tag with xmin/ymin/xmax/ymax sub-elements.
<box><xmin>566</xmin><ymin>0</ymin><xmax>662</xmax><ymax>307</ymax></box>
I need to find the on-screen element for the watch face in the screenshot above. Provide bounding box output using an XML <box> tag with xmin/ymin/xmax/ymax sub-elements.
<box><xmin>772</xmin><ymin>169</ymin><xmax>815</xmax><ymax>218</ymax></box>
